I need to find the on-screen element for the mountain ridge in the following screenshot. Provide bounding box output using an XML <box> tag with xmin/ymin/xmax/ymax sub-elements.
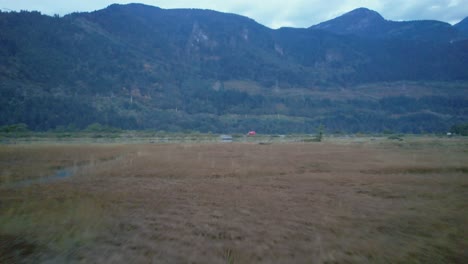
<box><xmin>0</xmin><ymin>4</ymin><xmax>467</xmax><ymax>133</ymax></box>
<box><xmin>311</xmin><ymin>7</ymin><xmax>387</xmax><ymax>34</ymax></box>
<box><xmin>94</xmin><ymin>4</ymin><xmax>468</xmax><ymax>42</ymax></box>
<box><xmin>454</xmin><ymin>17</ymin><xmax>468</xmax><ymax>38</ymax></box>
<box><xmin>310</xmin><ymin>7</ymin><xmax>461</xmax><ymax>42</ymax></box>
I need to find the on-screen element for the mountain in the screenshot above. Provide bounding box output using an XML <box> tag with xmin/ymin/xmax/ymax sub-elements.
<box><xmin>455</xmin><ymin>17</ymin><xmax>468</xmax><ymax>30</ymax></box>
<box><xmin>455</xmin><ymin>17</ymin><xmax>468</xmax><ymax>37</ymax></box>
<box><xmin>311</xmin><ymin>8</ymin><xmax>387</xmax><ymax>36</ymax></box>
<box><xmin>0</xmin><ymin>4</ymin><xmax>467</xmax><ymax>133</ymax></box>
<box><xmin>310</xmin><ymin>7</ymin><xmax>460</xmax><ymax>42</ymax></box>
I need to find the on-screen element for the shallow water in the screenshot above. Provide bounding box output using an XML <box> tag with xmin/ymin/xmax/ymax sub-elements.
<box><xmin>2</xmin><ymin>155</ymin><xmax>125</xmax><ymax>189</ymax></box>
<box><xmin>5</xmin><ymin>167</ymin><xmax>75</xmax><ymax>188</ymax></box>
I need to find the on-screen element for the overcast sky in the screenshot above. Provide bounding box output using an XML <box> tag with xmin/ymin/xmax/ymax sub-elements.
<box><xmin>1</xmin><ymin>0</ymin><xmax>467</xmax><ymax>28</ymax></box>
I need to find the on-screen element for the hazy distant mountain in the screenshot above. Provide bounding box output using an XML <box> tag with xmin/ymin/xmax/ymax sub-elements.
<box><xmin>310</xmin><ymin>7</ymin><xmax>459</xmax><ymax>42</ymax></box>
<box><xmin>0</xmin><ymin>4</ymin><xmax>467</xmax><ymax>133</ymax></box>
<box><xmin>455</xmin><ymin>17</ymin><xmax>468</xmax><ymax>29</ymax></box>
<box><xmin>455</xmin><ymin>17</ymin><xmax>468</xmax><ymax>37</ymax></box>
<box><xmin>311</xmin><ymin>8</ymin><xmax>387</xmax><ymax>36</ymax></box>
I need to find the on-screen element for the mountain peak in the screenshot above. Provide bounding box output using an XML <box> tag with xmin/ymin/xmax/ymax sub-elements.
<box><xmin>311</xmin><ymin>7</ymin><xmax>386</xmax><ymax>35</ymax></box>
<box><xmin>455</xmin><ymin>17</ymin><xmax>468</xmax><ymax>28</ymax></box>
<box><xmin>344</xmin><ymin>7</ymin><xmax>385</xmax><ymax>21</ymax></box>
<box><xmin>455</xmin><ymin>17</ymin><xmax>468</xmax><ymax>38</ymax></box>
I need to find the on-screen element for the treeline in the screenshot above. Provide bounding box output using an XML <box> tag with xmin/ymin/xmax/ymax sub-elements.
<box><xmin>1</xmin><ymin>80</ymin><xmax>467</xmax><ymax>134</ymax></box>
<box><xmin>0</xmin><ymin>123</ymin><xmax>120</xmax><ymax>133</ymax></box>
<box><xmin>2</xmin><ymin>121</ymin><xmax>468</xmax><ymax>136</ymax></box>
<box><xmin>450</xmin><ymin>123</ymin><xmax>468</xmax><ymax>136</ymax></box>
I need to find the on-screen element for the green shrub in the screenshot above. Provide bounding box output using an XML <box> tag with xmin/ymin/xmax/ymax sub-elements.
<box><xmin>388</xmin><ymin>135</ymin><xmax>404</xmax><ymax>141</ymax></box>
<box><xmin>0</xmin><ymin>123</ymin><xmax>29</xmax><ymax>133</ymax></box>
<box><xmin>84</xmin><ymin>123</ymin><xmax>121</xmax><ymax>133</ymax></box>
<box><xmin>450</xmin><ymin>123</ymin><xmax>468</xmax><ymax>136</ymax></box>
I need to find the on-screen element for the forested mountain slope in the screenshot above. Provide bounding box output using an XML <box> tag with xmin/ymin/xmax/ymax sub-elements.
<box><xmin>1</xmin><ymin>4</ymin><xmax>467</xmax><ymax>133</ymax></box>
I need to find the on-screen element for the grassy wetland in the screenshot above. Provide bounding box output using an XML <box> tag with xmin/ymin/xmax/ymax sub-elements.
<box><xmin>0</xmin><ymin>136</ymin><xmax>467</xmax><ymax>263</ymax></box>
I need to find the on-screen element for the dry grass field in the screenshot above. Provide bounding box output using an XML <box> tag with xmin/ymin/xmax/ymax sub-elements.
<box><xmin>1</xmin><ymin>137</ymin><xmax>467</xmax><ymax>263</ymax></box>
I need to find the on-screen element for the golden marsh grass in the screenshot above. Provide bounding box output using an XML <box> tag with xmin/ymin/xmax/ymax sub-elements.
<box><xmin>1</xmin><ymin>138</ymin><xmax>467</xmax><ymax>263</ymax></box>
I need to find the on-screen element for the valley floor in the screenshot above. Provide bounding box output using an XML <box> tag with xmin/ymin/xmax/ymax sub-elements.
<box><xmin>1</xmin><ymin>137</ymin><xmax>467</xmax><ymax>263</ymax></box>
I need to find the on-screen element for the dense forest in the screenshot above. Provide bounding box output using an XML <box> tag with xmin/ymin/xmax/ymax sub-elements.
<box><xmin>0</xmin><ymin>4</ymin><xmax>467</xmax><ymax>133</ymax></box>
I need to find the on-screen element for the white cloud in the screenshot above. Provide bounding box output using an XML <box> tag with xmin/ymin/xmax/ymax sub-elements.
<box><xmin>0</xmin><ymin>0</ymin><xmax>467</xmax><ymax>27</ymax></box>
